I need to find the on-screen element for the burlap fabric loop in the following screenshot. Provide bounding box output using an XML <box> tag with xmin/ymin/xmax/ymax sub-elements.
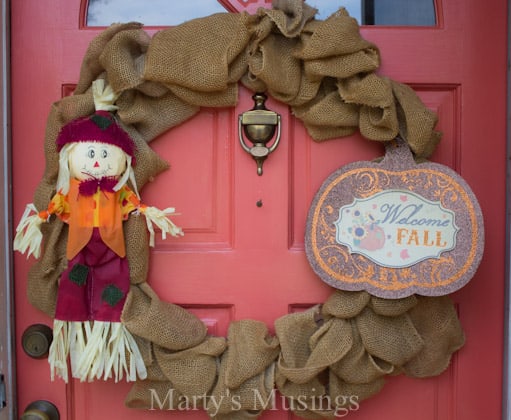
<box><xmin>205</xmin><ymin>320</ymin><xmax>279</xmax><ymax>418</ymax></box>
<box><xmin>270</xmin><ymin>291</ymin><xmax>464</xmax><ymax>418</ymax></box>
<box><xmin>26</xmin><ymin>1</ymin><xmax>463</xmax><ymax>418</ymax></box>
<box><xmin>125</xmin><ymin>335</ymin><xmax>226</xmax><ymax>410</ymax></box>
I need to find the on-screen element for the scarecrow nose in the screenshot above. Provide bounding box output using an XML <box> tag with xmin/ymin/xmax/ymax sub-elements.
<box><xmin>94</xmin><ymin>161</ymin><xmax>100</xmax><ymax>168</ymax></box>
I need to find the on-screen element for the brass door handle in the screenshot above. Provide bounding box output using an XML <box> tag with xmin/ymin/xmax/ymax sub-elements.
<box><xmin>21</xmin><ymin>401</ymin><xmax>59</xmax><ymax>420</ymax></box>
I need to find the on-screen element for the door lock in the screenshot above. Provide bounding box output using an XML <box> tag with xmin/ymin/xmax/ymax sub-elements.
<box><xmin>21</xmin><ymin>324</ymin><xmax>53</xmax><ymax>359</ymax></box>
<box><xmin>21</xmin><ymin>400</ymin><xmax>59</xmax><ymax>420</ymax></box>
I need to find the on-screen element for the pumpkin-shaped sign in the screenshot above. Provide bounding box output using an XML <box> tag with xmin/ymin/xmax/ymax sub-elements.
<box><xmin>305</xmin><ymin>138</ymin><xmax>484</xmax><ymax>298</ymax></box>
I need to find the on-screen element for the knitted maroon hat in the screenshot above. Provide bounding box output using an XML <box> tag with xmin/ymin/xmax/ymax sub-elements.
<box><xmin>56</xmin><ymin>110</ymin><xmax>136</xmax><ymax>163</ymax></box>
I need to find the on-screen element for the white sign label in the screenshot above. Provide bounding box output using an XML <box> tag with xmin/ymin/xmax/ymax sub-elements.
<box><xmin>334</xmin><ymin>190</ymin><xmax>459</xmax><ymax>268</ymax></box>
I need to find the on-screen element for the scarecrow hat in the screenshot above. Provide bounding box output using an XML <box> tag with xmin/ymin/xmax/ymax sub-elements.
<box><xmin>55</xmin><ymin>80</ymin><xmax>136</xmax><ymax>163</ymax></box>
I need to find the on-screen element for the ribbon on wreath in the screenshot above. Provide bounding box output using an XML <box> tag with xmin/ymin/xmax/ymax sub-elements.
<box><xmin>15</xmin><ymin>1</ymin><xmax>469</xmax><ymax>418</ymax></box>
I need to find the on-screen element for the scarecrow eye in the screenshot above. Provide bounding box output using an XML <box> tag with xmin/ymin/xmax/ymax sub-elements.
<box><xmin>87</xmin><ymin>149</ymin><xmax>95</xmax><ymax>159</ymax></box>
<box><xmin>101</xmin><ymin>149</ymin><xmax>108</xmax><ymax>158</ymax></box>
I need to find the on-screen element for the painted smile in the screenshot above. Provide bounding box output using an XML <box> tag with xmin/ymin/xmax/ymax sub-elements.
<box><xmin>81</xmin><ymin>169</ymin><xmax>110</xmax><ymax>178</ymax></box>
<box><xmin>81</xmin><ymin>164</ymin><xmax>113</xmax><ymax>179</ymax></box>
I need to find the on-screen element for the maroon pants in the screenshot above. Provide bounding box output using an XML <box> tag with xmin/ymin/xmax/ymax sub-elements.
<box><xmin>55</xmin><ymin>229</ymin><xmax>130</xmax><ymax>322</ymax></box>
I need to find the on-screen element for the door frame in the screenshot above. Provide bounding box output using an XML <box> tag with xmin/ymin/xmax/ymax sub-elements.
<box><xmin>0</xmin><ymin>0</ymin><xmax>14</xmax><ymax>419</ymax></box>
<box><xmin>504</xmin><ymin>1</ymin><xmax>511</xmax><ymax>418</ymax></box>
<box><xmin>1</xmin><ymin>1</ymin><xmax>510</xmax><ymax>419</ymax></box>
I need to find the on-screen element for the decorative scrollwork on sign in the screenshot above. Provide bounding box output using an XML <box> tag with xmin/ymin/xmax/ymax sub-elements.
<box><xmin>306</xmin><ymin>139</ymin><xmax>484</xmax><ymax>298</ymax></box>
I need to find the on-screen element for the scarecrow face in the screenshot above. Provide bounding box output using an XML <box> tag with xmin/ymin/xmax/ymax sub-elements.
<box><xmin>68</xmin><ymin>141</ymin><xmax>127</xmax><ymax>181</ymax></box>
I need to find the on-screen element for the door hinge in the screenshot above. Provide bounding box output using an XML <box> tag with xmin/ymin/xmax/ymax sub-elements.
<box><xmin>0</xmin><ymin>374</ymin><xmax>6</xmax><ymax>410</ymax></box>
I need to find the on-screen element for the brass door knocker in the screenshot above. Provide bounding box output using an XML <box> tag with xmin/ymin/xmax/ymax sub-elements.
<box><xmin>238</xmin><ymin>93</ymin><xmax>281</xmax><ymax>176</ymax></box>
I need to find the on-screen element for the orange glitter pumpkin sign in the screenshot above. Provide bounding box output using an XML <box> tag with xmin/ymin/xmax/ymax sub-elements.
<box><xmin>305</xmin><ymin>138</ymin><xmax>484</xmax><ymax>298</ymax></box>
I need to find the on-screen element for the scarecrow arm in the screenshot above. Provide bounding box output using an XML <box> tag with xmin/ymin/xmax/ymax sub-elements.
<box><xmin>120</xmin><ymin>186</ymin><xmax>183</xmax><ymax>246</ymax></box>
<box><xmin>13</xmin><ymin>204</ymin><xmax>48</xmax><ymax>259</ymax></box>
<box><xmin>13</xmin><ymin>193</ymin><xmax>69</xmax><ymax>259</ymax></box>
<box><xmin>139</xmin><ymin>205</ymin><xmax>184</xmax><ymax>247</ymax></box>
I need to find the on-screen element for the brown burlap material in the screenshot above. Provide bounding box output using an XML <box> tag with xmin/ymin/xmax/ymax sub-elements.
<box><xmin>153</xmin><ymin>336</ymin><xmax>226</xmax><ymax>396</ymax></box>
<box><xmin>321</xmin><ymin>289</ymin><xmax>371</xmax><ymax>319</ymax></box>
<box><xmin>369</xmin><ymin>294</ymin><xmax>418</xmax><ymax>316</ymax></box>
<box><xmin>276</xmin><ymin>308</ymin><xmax>353</xmax><ymax>385</ymax></box>
<box><xmin>271</xmin><ymin>291</ymin><xmax>463</xmax><ymax>419</ymax></box>
<box><xmin>25</xmin><ymin>1</ymin><xmax>462</xmax><ymax>418</ymax></box>
<box><xmin>74</xmin><ymin>23</ymin><xmax>147</xmax><ymax>95</ymax></box>
<box><xmin>125</xmin><ymin>380</ymin><xmax>176</xmax><ymax>410</ymax></box>
<box><xmin>205</xmin><ymin>320</ymin><xmax>278</xmax><ymax>418</ymax></box>
<box><xmin>356</xmin><ymin>307</ymin><xmax>424</xmax><ymax>366</ymax></box>
<box><xmin>27</xmin><ymin>220</ymin><xmax>67</xmax><ymax>317</ymax></box>
<box><xmin>403</xmin><ymin>296</ymin><xmax>465</xmax><ymax>377</ymax></box>
<box><xmin>261</xmin><ymin>0</ymin><xmax>318</xmax><ymax>38</ymax></box>
<box><xmin>222</xmin><ymin>320</ymin><xmax>280</xmax><ymax>389</ymax></box>
<box><xmin>125</xmin><ymin>335</ymin><xmax>226</xmax><ymax>410</ymax></box>
<box><xmin>330</xmin><ymin>321</ymin><xmax>394</xmax><ymax>384</ymax></box>
<box><xmin>121</xmin><ymin>282</ymin><xmax>207</xmax><ymax>351</ymax></box>
<box><xmin>144</xmin><ymin>13</ymin><xmax>250</xmax><ymax>94</ymax></box>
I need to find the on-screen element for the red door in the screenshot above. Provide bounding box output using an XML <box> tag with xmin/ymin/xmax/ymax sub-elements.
<box><xmin>11</xmin><ymin>1</ymin><xmax>507</xmax><ymax>419</ymax></box>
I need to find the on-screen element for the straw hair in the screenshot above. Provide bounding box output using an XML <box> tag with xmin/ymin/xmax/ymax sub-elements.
<box><xmin>56</xmin><ymin>143</ymin><xmax>76</xmax><ymax>194</ymax></box>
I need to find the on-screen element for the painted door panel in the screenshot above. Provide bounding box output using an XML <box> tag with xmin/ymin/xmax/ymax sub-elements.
<box><xmin>11</xmin><ymin>0</ymin><xmax>506</xmax><ymax>419</ymax></box>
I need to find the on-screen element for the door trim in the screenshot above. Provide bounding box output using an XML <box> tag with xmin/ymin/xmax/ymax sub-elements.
<box><xmin>0</xmin><ymin>0</ymin><xmax>15</xmax><ymax>419</ymax></box>
<box><xmin>504</xmin><ymin>0</ymin><xmax>511</xmax><ymax>418</ymax></box>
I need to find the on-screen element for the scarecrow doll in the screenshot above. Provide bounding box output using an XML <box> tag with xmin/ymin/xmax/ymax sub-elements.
<box><xmin>14</xmin><ymin>80</ymin><xmax>183</xmax><ymax>383</ymax></box>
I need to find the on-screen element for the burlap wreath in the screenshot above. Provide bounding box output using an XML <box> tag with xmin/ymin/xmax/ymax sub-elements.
<box><xmin>27</xmin><ymin>1</ymin><xmax>464</xmax><ymax>418</ymax></box>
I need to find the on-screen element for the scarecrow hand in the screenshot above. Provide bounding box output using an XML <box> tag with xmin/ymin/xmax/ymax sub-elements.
<box><xmin>140</xmin><ymin>206</ymin><xmax>183</xmax><ymax>247</ymax></box>
<box><xmin>13</xmin><ymin>203</ymin><xmax>49</xmax><ymax>259</ymax></box>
